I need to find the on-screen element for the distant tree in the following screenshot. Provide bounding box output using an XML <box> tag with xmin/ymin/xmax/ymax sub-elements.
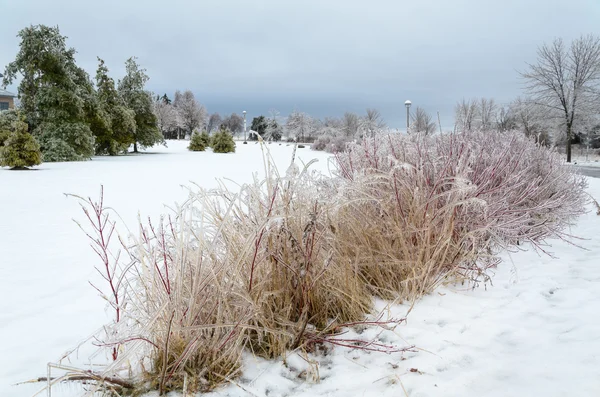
<box><xmin>2</xmin><ymin>24</ymin><xmax>94</xmax><ymax>161</ymax></box>
<box><xmin>454</xmin><ymin>98</ymin><xmax>478</xmax><ymax>132</ymax></box>
<box><xmin>495</xmin><ymin>105</ymin><xmax>517</xmax><ymax>132</ymax></box>
<box><xmin>207</xmin><ymin>112</ymin><xmax>222</xmax><ymax>133</ymax></box>
<box><xmin>211</xmin><ymin>125</ymin><xmax>235</xmax><ymax>153</ymax></box>
<box><xmin>510</xmin><ymin>97</ymin><xmax>552</xmax><ymax>145</ymax></box>
<box><xmin>118</xmin><ymin>57</ymin><xmax>163</xmax><ymax>153</ymax></box>
<box><xmin>188</xmin><ymin>130</ymin><xmax>206</xmax><ymax>151</ymax></box>
<box><xmin>153</xmin><ymin>99</ymin><xmax>178</xmax><ymax>139</ymax></box>
<box><xmin>95</xmin><ymin>57</ymin><xmax>136</xmax><ymax>154</ymax></box>
<box><xmin>323</xmin><ymin>117</ymin><xmax>343</xmax><ymax>129</ymax></box>
<box><xmin>360</xmin><ymin>108</ymin><xmax>386</xmax><ymax>137</ymax></box>
<box><xmin>411</xmin><ymin>107</ymin><xmax>436</xmax><ymax>135</ymax></box>
<box><xmin>521</xmin><ymin>34</ymin><xmax>600</xmax><ymax>162</ymax></box>
<box><xmin>265</xmin><ymin>110</ymin><xmax>283</xmax><ymax>141</ymax></box>
<box><xmin>161</xmin><ymin>93</ymin><xmax>171</xmax><ymax>104</ymax></box>
<box><xmin>173</xmin><ymin>90</ymin><xmax>207</xmax><ymax>139</ymax></box>
<box><xmin>221</xmin><ymin>113</ymin><xmax>244</xmax><ymax>135</ymax></box>
<box><xmin>341</xmin><ymin>112</ymin><xmax>360</xmax><ymax>138</ymax></box>
<box><xmin>476</xmin><ymin>98</ymin><xmax>497</xmax><ymax>130</ymax></box>
<box><xmin>0</xmin><ymin>110</ymin><xmax>42</xmax><ymax>169</ymax></box>
<box><xmin>251</xmin><ymin>115</ymin><xmax>268</xmax><ymax>139</ymax></box>
<box><xmin>285</xmin><ymin>110</ymin><xmax>314</xmax><ymax>142</ymax></box>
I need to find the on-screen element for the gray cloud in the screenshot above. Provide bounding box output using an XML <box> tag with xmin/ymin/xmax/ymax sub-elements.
<box><xmin>2</xmin><ymin>0</ymin><xmax>600</xmax><ymax>128</ymax></box>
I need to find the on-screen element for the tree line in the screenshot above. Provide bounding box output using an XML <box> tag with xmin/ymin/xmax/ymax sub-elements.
<box><xmin>2</xmin><ymin>26</ymin><xmax>599</xmax><ymax>167</ymax></box>
<box><xmin>1</xmin><ymin>25</ymin><xmax>163</xmax><ymax>165</ymax></box>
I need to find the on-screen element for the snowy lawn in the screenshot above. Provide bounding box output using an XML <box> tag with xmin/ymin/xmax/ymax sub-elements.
<box><xmin>1</xmin><ymin>140</ymin><xmax>599</xmax><ymax>397</ymax></box>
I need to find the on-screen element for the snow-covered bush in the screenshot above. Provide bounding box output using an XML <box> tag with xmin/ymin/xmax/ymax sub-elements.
<box><xmin>210</xmin><ymin>126</ymin><xmax>235</xmax><ymax>153</ymax></box>
<box><xmin>0</xmin><ymin>130</ymin><xmax>42</xmax><ymax>169</ymax></box>
<box><xmin>312</xmin><ymin>135</ymin><xmax>350</xmax><ymax>153</ymax></box>
<box><xmin>187</xmin><ymin>130</ymin><xmax>206</xmax><ymax>151</ymax></box>
<box><xmin>312</xmin><ymin>135</ymin><xmax>331</xmax><ymax>151</ymax></box>
<box><xmin>333</xmin><ymin>131</ymin><xmax>588</xmax><ymax>299</ymax></box>
<box><xmin>0</xmin><ymin>109</ymin><xmax>42</xmax><ymax>169</ymax></box>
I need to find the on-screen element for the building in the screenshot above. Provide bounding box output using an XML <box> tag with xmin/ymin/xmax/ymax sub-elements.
<box><xmin>0</xmin><ymin>88</ymin><xmax>16</xmax><ymax>111</ymax></box>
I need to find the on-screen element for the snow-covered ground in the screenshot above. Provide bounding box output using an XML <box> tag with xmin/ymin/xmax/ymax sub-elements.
<box><xmin>1</xmin><ymin>141</ymin><xmax>599</xmax><ymax>397</ymax></box>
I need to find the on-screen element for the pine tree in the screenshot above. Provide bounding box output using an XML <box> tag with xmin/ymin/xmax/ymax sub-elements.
<box><xmin>188</xmin><ymin>130</ymin><xmax>206</xmax><ymax>151</ymax></box>
<box><xmin>95</xmin><ymin>58</ymin><xmax>136</xmax><ymax>155</ymax></box>
<box><xmin>199</xmin><ymin>130</ymin><xmax>210</xmax><ymax>148</ymax></box>
<box><xmin>118</xmin><ymin>57</ymin><xmax>163</xmax><ymax>153</ymax></box>
<box><xmin>211</xmin><ymin>126</ymin><xmax>236</xmax><ymax>153</ymax></box>
<box><xmin>0</xmin><ymin>110</ymin><xmax>42</xmax><ymax>169</ymax></box>
<box><xmin>2</xmin><ymin>25</ymin><xmax>94</xmax><ymax>161</ymax></box>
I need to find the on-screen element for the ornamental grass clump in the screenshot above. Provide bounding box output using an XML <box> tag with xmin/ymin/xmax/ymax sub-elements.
<box><xmin>68</xmin><ymin>189</ymin><xmax>251</xmax><ymax>395</ymax></box>
<box><xmin>333</xmin><ymin>130</ymin><xmax>588</xmax><ymax>300</ymax></box>
<box><xmin>189</xmin><ymin>146</ymin><xmax>372</xmax><ymax>358</ymax></box>
<box><xmin>62</xmin><ymin>146</ymin><xmax>376</xmax><ymax>395</ymax></box>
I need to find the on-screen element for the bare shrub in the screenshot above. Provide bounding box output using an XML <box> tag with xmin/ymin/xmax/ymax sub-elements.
<box><xmin>334</xmin><ymin>131</ymin><xmax>588</xmax><ymax>300</ymax></box>
<box><xmin>326</xmin><ymin>136</ymin><xmax>350</xmax><ymax>153</ymax></box>
<box><xmin>311</xmin><ymin>135</ymin><xmax>331</xmax><ymax>151</ymax></box>
<box><xmin>312</xmin><ymin>135</ymin><xmax>350</xmax><ymax>153</ymax></box>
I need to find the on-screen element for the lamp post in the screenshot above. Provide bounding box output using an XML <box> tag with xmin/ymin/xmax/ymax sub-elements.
<box><xmin>243</xmin><ymin>110</ymin><xmax>247</xmax><ymax>143</ymax></box>
<box><xmin>404</xmin><ymin>100</ymin><xmax>411</xmax><ymax>132</ymax></box>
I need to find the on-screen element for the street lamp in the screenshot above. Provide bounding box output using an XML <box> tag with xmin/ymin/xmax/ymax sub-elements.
<box><xmin>404</xmin><ymin>100</ymin><xmax>412</xmax><ymax>132</ymax></box>
<box><xmin>243</xmin><ymin>110</ymin><xmax>247</xmax><ymax>143</ymax></box>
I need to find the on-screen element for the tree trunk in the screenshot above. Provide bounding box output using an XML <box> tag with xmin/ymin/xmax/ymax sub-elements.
<box><xmin>133</xmin><ymin>141</ymin><xmax>138</xmax><ymax>153</ymax></box>
<box><xmin>567</xmin><ymin>123</ymin><xmax>572</xmax><ymax>163</ymax></box>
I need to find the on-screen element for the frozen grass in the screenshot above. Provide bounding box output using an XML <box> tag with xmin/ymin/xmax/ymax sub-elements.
<box><xmin>63</xmin><ymin>144</ymin><xmax>380</xmax><ymax>394</ymax></box>
<box><xmin>333</xmin><ymin>131</ymin><xmax>588</xmax><ymax>301</ymax></box>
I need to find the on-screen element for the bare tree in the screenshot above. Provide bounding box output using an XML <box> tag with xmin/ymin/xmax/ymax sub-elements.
<box><xmin>360</xmin><ymin>108</ymin><xmax>386</xmax><ymax>138</ymax></box>
<box><xmin>221</xmin><ymin>113</ymin><xmax>244</xmax><ymax>134</ymax></box>
<box><xmin>454</xmin><ymin>98</ymin><xmax>478</xmax><ymax>132</ymax></box>
<box><xmin>411</xmin><ymin>107</ymin><xmax>436</xmax><ymax>135</ymax></box>
<box><xmin>207</xmin><ymin>112</ymin><xmax>222</xmax><ymax>133</ymax></box>
<box><xmin>495</xmin><ymin>105</ymin><xmax>517</xmax><ymax>132</ymax></box>
<box><xmin>285</xmin><ymin>110</ymin><xmax>314</xmax><ymax>142</ymax></box>
<box><xmin>521</xmin><ymin>34</ymin><xmax>600</xmax><ymax>162</ymax></box>
<box><xmin>478</xmin><ymin>98</ymin><xmax>497</xmax><ymax>130</ymax></box>
<box><xmin>510</xmin><ymin>97</ymin><xmax>553</xmax><ymax>145</ymax></box>
<box><xmin>173</xmin><ymin>90</ymin><xmax>207</xmax><ymax>138</ymax></box>
<box><xmin>342</xmin><ymin>112</ymin><xmax>360</xmax><ymax>138</ymax></box>
<box><xmin>153</xmin><ymin>100</ymin><xmax>178</xmax><ymax>139</ymax></box>
<box><xmin>323</xmin><ymin>116</ymin><xmax>343</xmax><ymax>129</ymax></box>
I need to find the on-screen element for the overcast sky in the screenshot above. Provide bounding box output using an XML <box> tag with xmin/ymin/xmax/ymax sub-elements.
<box><xmin>2</xmin><ymin>0</ymin><xmax>600</xmax><ymax>129</ymax></box>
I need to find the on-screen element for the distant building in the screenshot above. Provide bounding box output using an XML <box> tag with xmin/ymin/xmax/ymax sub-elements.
<box><xmin>0</xmin><ymin>89</ymin><xmax>17</xmax><ymax>111</ymax></box>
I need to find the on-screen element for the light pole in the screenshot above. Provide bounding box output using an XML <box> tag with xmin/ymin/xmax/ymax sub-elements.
<box><xmin>243</xmin><ymin>110</ymin><xmax>247</xmax><ymax>143</ymax></box>
<box><xmin>405</xmin><ymin>100</ymin><xmax>411</xmax><ymax>132</ymax></box>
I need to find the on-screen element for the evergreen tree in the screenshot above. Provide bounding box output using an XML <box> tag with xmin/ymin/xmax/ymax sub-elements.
<box><xmin>95</xmin><ymin>58</ymin><xmax>136</xmax><ymax>155</ymax></box>
<box><xmin>118</xmin><ymin>57</ymin><xmax>162</xmax><ymax>153</ymax></box>
<box><xmin>199</xmin><ymin>130</ymin><xmax>210</xmax><ymax>148</ymax></box>
<box><xmin>2</xmin><ymin>25</ymin><xmax>94</xmax><ymax>161</ymax></box>
<box><xmin>251</xmin><ymin>115</ymin><xmax>268</xmax><ymax>140</ymax></box>
<box><xmin>211</xmin><ymin>126</ymin><xmax>236</xmax><ymax>153</ymax></box>
<box><xmin>0</xmin><ymin>110</ymin><xmax>20</xmax><ymax>147</ymax></box>
<box><xmin>0</xmin><ymin>110</ymin><xmax>42</xmax><ymax>169</ymax></box>
<box><xmin>188</xmin><ymin>130</ymin><xmax>206</xmax><ymax>151</ymax></box>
